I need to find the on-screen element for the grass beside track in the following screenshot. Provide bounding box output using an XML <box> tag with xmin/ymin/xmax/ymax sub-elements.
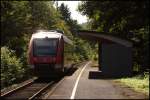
<box><xmin>115</xmin><ymin>73</ymin><xmax>149</xmax><ymax>95</ymax></box>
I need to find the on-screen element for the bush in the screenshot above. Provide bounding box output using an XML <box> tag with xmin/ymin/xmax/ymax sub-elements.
<box><xmin>117</xmin><ymin>72</ymin><xmax>149</xmax><ymax>95</ymax></box>
<box><xmin>1</xmin><ymin>46</ymin><xmax>25</xmax><ymax>89</ymax></box>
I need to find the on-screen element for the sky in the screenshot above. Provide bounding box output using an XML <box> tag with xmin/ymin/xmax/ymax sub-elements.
<box><xmin>56</xmin><ymin>1</ymin><xmax>87</xmax><ymax>24</ymax></box>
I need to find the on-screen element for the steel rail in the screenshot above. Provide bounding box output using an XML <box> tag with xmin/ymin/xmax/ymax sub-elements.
<box><xmin>28</xmin><ymin>81</ymin><xmax>54</xmax><ymax>100</ymax></box>
<box><xmin>1</xmin><ymin>77</ymin><xmax>38</xmax><ymax>97</ymax></box>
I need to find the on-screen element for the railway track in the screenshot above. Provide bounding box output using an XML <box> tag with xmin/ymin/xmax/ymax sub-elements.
<box><xmin>1</xmin><ymin>62</ymin><xmax>84</xmax><ymax>99</ymax></box>
<box><xmin>1</xmin><ymin>78</ymin><xmax>56</xmax><ymax>99</ymax></box>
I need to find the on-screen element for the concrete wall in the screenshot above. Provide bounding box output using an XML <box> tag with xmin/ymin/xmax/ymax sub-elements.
<box><xmin>100</xmin><ymin>43</ymin><xmax>132</xmax><ymax>77</ymax></box>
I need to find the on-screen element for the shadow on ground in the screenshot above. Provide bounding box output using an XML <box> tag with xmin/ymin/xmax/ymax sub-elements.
<box><xmin>88</xmin><ymin>71</ymin><xmax>132</xmax><ymax>79</ymax></box>
<box><xmin>65</xmin><ymin>67</ymin><xmax>78</xmax><ymax>76</ymax></box>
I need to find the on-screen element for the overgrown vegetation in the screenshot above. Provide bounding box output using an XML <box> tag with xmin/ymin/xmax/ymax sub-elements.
<box><xmin>116</xmin><ymin>72</ymin><xmax>149</xmax><ymax>95</ymax></box>
<box><xmin>1</xmin><ymin>1</ymin><xmax>149</xmax><ymax>92</ymax></box>
<box><xmin>78</xmin><ymin>0</ymin><xmax>149</xmax><ymax>73</ymax></box>
<box><xmin>1</xmin><ymin>1</ymin><xmax>96</xmax><ymax>89</ymax></box>
<box><xmin>1</xmin><ymin>47</ymin><xmax>25</xmax><ymax>88</ymax></box>
<box><xmin>78</xmin><ymin>0</ymin><xmax>149</xmax><ymax>94</ymax></box>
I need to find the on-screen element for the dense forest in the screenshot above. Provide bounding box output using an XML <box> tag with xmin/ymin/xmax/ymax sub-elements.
<box><xmin>1</xmin><ymin>1</ymin><xmax>97</xmax><ymax>89</ymax></box>
<box><xmin>1</xmin><ymin>1</ymin><xmax>149</xmax><ymax>89</ymax></box>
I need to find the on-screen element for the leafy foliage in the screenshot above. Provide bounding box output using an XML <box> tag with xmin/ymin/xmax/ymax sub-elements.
<box><xmin>78</xmin><ymin>1</ymin><xmax>149</xmax><ymax>33</ymax></box>
<box><xmin>116</xmin><ymin>72</ymin><xmax>149</xmax><ymax>95</ymax></box>
<box><xmin>56</xmin><ymin>2</ymin><xmax>97</xmax><ymax>62</ymax></box>
<box><xmin>58</xmin><ymin>3</ymin><xmax>82</xmax><ymax>34</ymax></box>
<box><xmin>78</xmin><ymin>0</ymin><xmax>149</xmax><ymax>72</ymax></box>
<box><xmin>1</xmin><ymin>1</ymin><xmax>97</xmax><ymax>89</ymax></box>
<box><xmin>1</xmin><ymin>47</ymin><xmax>25</xmax><ymax>88</ymax></box>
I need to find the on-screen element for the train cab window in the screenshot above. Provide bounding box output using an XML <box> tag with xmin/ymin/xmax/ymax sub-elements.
<box><xmin>33</xmin><ymin>38</ymin><xmax>58</xmax><ymax>56</ymax></box>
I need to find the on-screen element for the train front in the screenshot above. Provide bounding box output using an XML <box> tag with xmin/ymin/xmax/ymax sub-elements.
<box><xmin>28</xmin><ymin>31</ymin><xmax>64</xmax><ymax>78</ymax></box>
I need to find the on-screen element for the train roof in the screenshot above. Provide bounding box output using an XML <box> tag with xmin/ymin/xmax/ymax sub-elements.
<box><xmin>32</xmin><ymin>31</ymin><xmax>73</xmax><ymax>45</ymax></box>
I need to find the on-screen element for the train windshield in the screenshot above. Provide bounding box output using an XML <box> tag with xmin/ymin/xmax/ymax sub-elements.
<box><xmin>33</xmin><ymin>38</ymin><xmax>58</xmax><ymax>56</ymax></box>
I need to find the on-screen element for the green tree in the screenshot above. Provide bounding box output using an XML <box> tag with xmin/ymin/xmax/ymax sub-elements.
<box><xmin>78</xmin><ymin>1</ymin><xmax>149</xmax><ymax>34</ymax></box>
<box><xmin>57</xmin><ymin>3</ymin><xmax>97</xmax><ymax>61</ymax></box>
<box><xmin>1</xmin><ymin>47</ymin><xmax>24</xmax><ymax>88</ymax></box>
<box><xmin>1</xmin><ymin>1</ymin><xmax>76</xmax><ymax>88</ymax></box>
<box><xmin>78</xmin><ymin>0</ymin><xmax>149</xmax><ymax>72</ymax></box>
<box><xmin>58</xmin><ymin>3</ymin><xmax>82</xmax><ymax>34</ymax></box>
<box><xmin>58</xmin><ymin>3</ymin><xmax>71</xmax><ymax>23</ymax></box>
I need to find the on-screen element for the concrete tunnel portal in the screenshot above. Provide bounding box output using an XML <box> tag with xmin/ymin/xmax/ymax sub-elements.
<box><xmin>77</xmin><ymin>30</ymin><xmax>133</xmax><ymax>77</ymax></box>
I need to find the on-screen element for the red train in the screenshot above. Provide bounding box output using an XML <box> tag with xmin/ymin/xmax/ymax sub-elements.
<box><xmin>27</xmin><ymin>30</ymin><xmax>73</xmax><ymax>78</ymax></box>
